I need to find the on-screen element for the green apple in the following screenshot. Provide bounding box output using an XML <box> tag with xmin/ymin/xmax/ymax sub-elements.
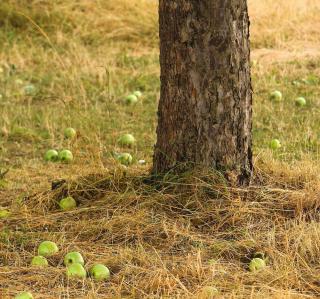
<box><xmin>0</xmin><ymin>209</ymin><xmax>11</xmax><ymax>219</ymax></box>
<box><xmin>133</xmin><ymin>90</ymin><xmax>142</xmax><ymax>98</ymax></box>
<box><xmin>66</xmin><ymin>263</ymin><xmax>87</xmax><ymax>279</ymax></box>
<box><xmin>270</xmin><ymin>139</ymin><xmax>281</xmax><ymax>150</ymax></box>
<box><xmin>64</xmin><ymin>127</ymin><xmax>77</xmax><ymax>139</ymax></box>
<box><xmin>269</xmin><ymin>90</ymin><xmax>282</xmax><ymax>102</ymax></box>
<box><xmin>249</xmin><ymin>258</ymin><xmax>266</xmax><ymax>272</ymax></box>
<box><xmin>89</xmin><ymin>264</ymin><xmax>110</xmax><ymax>281</ymax></box>
<box><xmin>125</xmin><ymin>94</ymin><xmax>138</xmax><ymax>105</ymax></box>
<box><xmin>14</xmin><ymin>292</ymin><xmax>34</xmax><ymax>299</ymax></box>
<box><xmin>44</xmin><ymin>149</ymin><xmax>59</xmax><ymax>162</ymax></box>
<box><xmin>31</xmin><ymin>255</ymin><xmax>48</xmax><ymax>267</ymax></box>
<box><xmin>199</xmin><ymin>286</ymin><xmax>218</xmax><ymax>298</ymax></box>
<box><xmin>295</xmin><ymin>97</ymin><xmax>306</xmax><ymax>107</ymax></box>
<box><xmin>38</xmin><ymin>241</ymin><xmax>59</xmax><ymax>257</ymax></box>
<box><xmin>59</xmin><ymin>196</ymin><xmax>77</xmax><ymax>211</ymax></box>
<box><xmin>117</xmin><ymin>153</ymin><xmax>133</xmax><ymax>166</ymax></box>
<box><xmin>58</xmin><ymin>149</ymin><xmax>73</xmax><ymax>163</ymax></box>
<box><xmin>24</xmin><ymin>84</ymin><xmax>36</xmax><ymax>95</ymax></box>
<box><xmin>64</xmin><ymin>251</ymin><xmax>84</xmax><ymax>266</ymax></box>
<box><xmin>118</xmin><ymin>134</ymin><xmax>136</xmax><ymax>147</ymax></box>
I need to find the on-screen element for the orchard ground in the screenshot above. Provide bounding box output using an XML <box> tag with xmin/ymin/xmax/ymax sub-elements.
<box><xmin>1</xmin><ymin>0</ymin><xmax>320</xmax><ymax>298</ymax></box>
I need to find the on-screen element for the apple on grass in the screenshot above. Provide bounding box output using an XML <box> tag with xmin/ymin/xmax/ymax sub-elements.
<box><xmin>124</xmin><ymin>94</ymin><xmax>138</xmax><ymax>105</ymax></box>
<box><xmin>59</xmin><ymin>196</ymin><xmax>77</xmax><ymax>211</ymax></box>
<box><xmin>133</xmin><ymin>90</ymin><xmax>142</xmax><ymax>98</ymax></box>
<box><xmin>14</xmin><ymin>292</ymin><xmax>34</xmax><ymax>299</ymax></box>
<box><xmin>270</xmin><ymin>139</ymin><xmax>281</xmax><ymax>150</ymax></box>
<box><xmin>89</xmin><ymin>264</ymin><xmax>110</xmax><ymax>281</ymax></box>
<box><xmin>38</xmin><ymin>241</ymin><xmax>59</xmax><ymax>257</ymax></box>
<box><xmin>64</xmin><ymin>251</ymin><xmax>84</xmax><ymax>266</ymax></box>
<box><xmin>117</xmin><ymin>153</ymin><xmax>133</xmax><ymax>166</ymax></box>
<box><xmin>118</xmin><ymin>134</ymin><xmax>136</xmax><ymax>147</ymax></box>
<box><xmin>269</xmin><ymin>90</ymin><xmax>282</xmax><ymax>102</ymax></box>
<box><xmin>58</xmin><ymin>149</ymin><xmax>73</xmax><ymax>163</ymax></box>
<box><xmin>249</xmin><ymin>258</ymin><xmax>266</xmax><ymax>272</ymax></box>
<box><xmin>295</xmin><ymin>97</ymin><xmax>306</xmax><ymax>107</ymax></box>
<box><xmin>64</xmin><ymin>127</ymin><xmax>77</xmax><ymax>139</ymax></box>
<box><xmin>31</xmin><ymin>255</ymin><xmax>48</xmax><ymax>267</ymax></box>
<box><xmin>44</xmin><ymin>149</ymin><xmax>59</xmax><ymax>162</ymax></box>
<box><xmin>66</xmin><ymin>263</ymin><xmax>87</xmax><ymax>279</ymax></box>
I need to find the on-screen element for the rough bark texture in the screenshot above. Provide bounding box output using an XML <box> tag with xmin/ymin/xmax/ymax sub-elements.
<box><xmin>153</xmin><ymin>0</ymin><xmax>253</xmax><ymax>185</ymax></box>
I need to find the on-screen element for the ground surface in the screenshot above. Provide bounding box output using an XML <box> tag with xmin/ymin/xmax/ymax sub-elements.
<box><xmin>1</xmin><ymin>0</ymin><xmax>320</xmax><ymax>298</ymax></box>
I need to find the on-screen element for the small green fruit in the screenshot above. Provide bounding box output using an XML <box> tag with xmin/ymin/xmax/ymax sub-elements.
<box><xmin>295</xmin><ymin>97</ymin><xmax>306</xmax><ymax>107</ymax></box>
<box><xmin>125</xmin><ymin>94</ymin><xmax>138</xmax><ymax>105</ymax></box>
<box><xmin>44</xmin><ymin>149</ymin><xmax>59</xmax><ymax>162</ymax></box>
<box><xmin>270</xmin><ymin>139</ymin><xmax>281</xmax><ymax>150</ymax></box>
<box><xmin>0</xmin><ymin>209</ymin><xmax>11</xmax><ymax>219</ymax></box>
<box><xmin>58</xmin><ymin>149</ymin><xmax>73</xmax><ymax>163</ymax></box>
<box><xmin>117</xmin><ymin>153</ymin><xmax>133</xmax><ymax>166</ymax></box>
<box><xmin>249</xmin><ymin>258</ymin><xmax>266</xmax><ymax>272</ymax></box>
<box><xmin>24</xmin><ymin>84</ymin><xmax>36</xmax><ymax>95</ymax></box>
<box><xmin>38</xmin><ymin>241</ymin><xmax>59</xmax><ymax>257</ymax></box>
<box><xmin>66</xmin><ymin>263</ymin><xmax>87</xmax><ymax>279</ymax></box>
<box><xmin>269</xmin><ymin>90</ymin><xmax>282</xmax><ymax>102</ymax></box>
<box><xmin>14</xmin><ymin>292</ymin><xmax>34</xmax><ymax>299</ymax></box>
<box><xmin>118</xmin><ymin>134</ymin><xmax>136</xmax><ymax>147</ymax></box>
<box><xmin>59</xmin><ymin>196</ymin><xmax>77</xmax><ymax>211</ymax></box>
<box><xmin>64</xmin><ymin>251</ymin><xmax>84</xmax><ymax>266</ymax></box>
<box><xmin>64</xmin><ymin>127</ymin><xmax>77</xmax><ymax>139</ymax></box>
<box><xmin>199</xmin><ymin>286</ymin><xmax>219</xmax><ymax>298</ymax></box>
<box><xmin>31</xmin><ymin>255</ymin><xmax>48</xmax><ymax>267</ymax></box>
<box><xmin>133</xmin><ymin>90</ymin><xmax>142</xmax><ymax>98</ymax></box>
<box><xmin>15</xmin><ymin>79</ymin><xmax>23</xmax><ymax>85</ymax></box>
<box><xmin>89</xmin><ymin>264</ymin><xmax>110</xmax><ymax>281</ymax></box>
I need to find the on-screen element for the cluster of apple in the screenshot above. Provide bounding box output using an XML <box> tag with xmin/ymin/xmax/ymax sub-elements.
<box><xmin>269</xmin><ymin>90</ymin><xmax>307</xmax><ymax>151</ymax></box>
<box><xmin>124</xmin><ymin>90</ymin><xmax>142</xmax><ymax>105</ymax></box>
<box><xmin>16</xmin><ymin>241</ymin><xmax>111</xmax><ymax>298</ymax></box>
<box><xmin>44</xmin><ymin>128</ymin><xmax>76</xmax><ymax>163</ymax></box>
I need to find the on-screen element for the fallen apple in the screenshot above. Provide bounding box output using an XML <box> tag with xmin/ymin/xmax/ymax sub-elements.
<box><xmin>133</xmin><ymin>90</ymin><xmax>142</xmax><ymax>98</ymax></box>
<box><xmin>58</xmin><ymin>149</ymin><xmax>73</xmax><ymax>163</ymax></box>
<box><xmin>117</xmin><ymin>153</ymin><xmax>133</xmax><ymax>166</ymax></box>
<box><xmin>199</xmin><ymin>286</ymin><xmax>219</xmax><ymax>299</ymax></box>
<box><xmin>118</xmin><ymin>134</ymin><xmax>136</xmax><ymax>147</ymax></box>
<box><xmin>38</xmin><ymin>241</ymin><xmax>59</xmax><ymax>257</ymax></box>
<box><xmin>14</xmin><ymin>292</ymin><xmax>34</xmax><ymax>299</ymax></box>
<box><xmin>249</xmin><ymin>257</ymin><xmax>266</xmax><ymax>272</ymax></box>
<box><xmin>59</xmin><ymin>196</ymin><xmax>77</xmax><ymax>211</ymax></box>
<box><xmin>31</xmin><ymin>255</ymin><xmax>48</xmax><ymax>267</ymax></box>
<box><xmin>44</xmin><ymin>149</ymin><xmax>59</xmax><ymax>162</ymax></box>
<box><xmin>125</xmin><ymin>94</ymin><xmax>138</xmax><ymax>105</ymax></box>
<box><xmin>15</xmin><ymin>79</ymin><xmax>23</xmax><ymax>85</ymax></box>
<box><xmin>269</xmin><ymin>90</ymin><xmax>282</xmax><ymax>102</ymax></box>
<box><xmin>138</xmin><ymin>159</ymin><xmax>146</xmax><ymax>165</ymax></box>
<box><xmin>64</xmin><ymin>251</ymin><xmax>84</xmax><ymax>266</ymax></box>
<box><xmin>270</xmin><ymin>139</ymin><xmax>281</xmax><ymax>150</ymax></box>
<box><xmin>66</xmin><ymin>263</ymin><xmax>87</xmax><ymax>279</ymax></box>
<box><xmin>64</xmin><ymin>127</ymin><xmax>77</xmax><ymax>139</ymax></box>
<box><xmin>89</xmin><ymin>264</ymin><xmax>110</xmax><ymax>281</ymax></box>
<box><xmin>295</xmin><ymin>97</ymin><xmax>306</xmax><ymax>107</ymax></box>
<box><xmin>24</xmin><ymin>84</ymin><xmax>36</xmax><ymax>95</ymax></box>
<box><xmin>0</xmin><ymin>209</ymin><xmax>11</xmax><ymax>219</ymax></box>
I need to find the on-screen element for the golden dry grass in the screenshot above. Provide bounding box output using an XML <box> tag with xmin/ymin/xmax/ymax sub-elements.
<box><xmin>1</xmin><ymin>0</ymin><xmax>320</xmax><ymax>298</ymax></box>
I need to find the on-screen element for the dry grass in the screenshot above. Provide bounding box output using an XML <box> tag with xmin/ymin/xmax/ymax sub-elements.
<box><xmin>1</xmin><ymin>0</ymin><xmax>320</xmax><ymax>298</ymax></box>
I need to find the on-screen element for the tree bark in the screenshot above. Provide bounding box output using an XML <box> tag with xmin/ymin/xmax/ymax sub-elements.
<box><xmin>153</xmin><ymin>0</ymin><xmax>253</xmax><ymax>185</ymax></box>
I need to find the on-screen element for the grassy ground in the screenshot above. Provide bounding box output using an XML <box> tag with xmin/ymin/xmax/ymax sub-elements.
<box><xmin>1</xmin><ymin>0</ymin><xmax>320</xmax><ymax>298</ymax></box>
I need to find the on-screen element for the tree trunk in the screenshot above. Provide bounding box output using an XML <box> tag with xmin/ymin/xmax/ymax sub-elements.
<box><xmin>153</xmin><ymin>0</ymin><xmax>253</xmax><ymax>185</ymax></box>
